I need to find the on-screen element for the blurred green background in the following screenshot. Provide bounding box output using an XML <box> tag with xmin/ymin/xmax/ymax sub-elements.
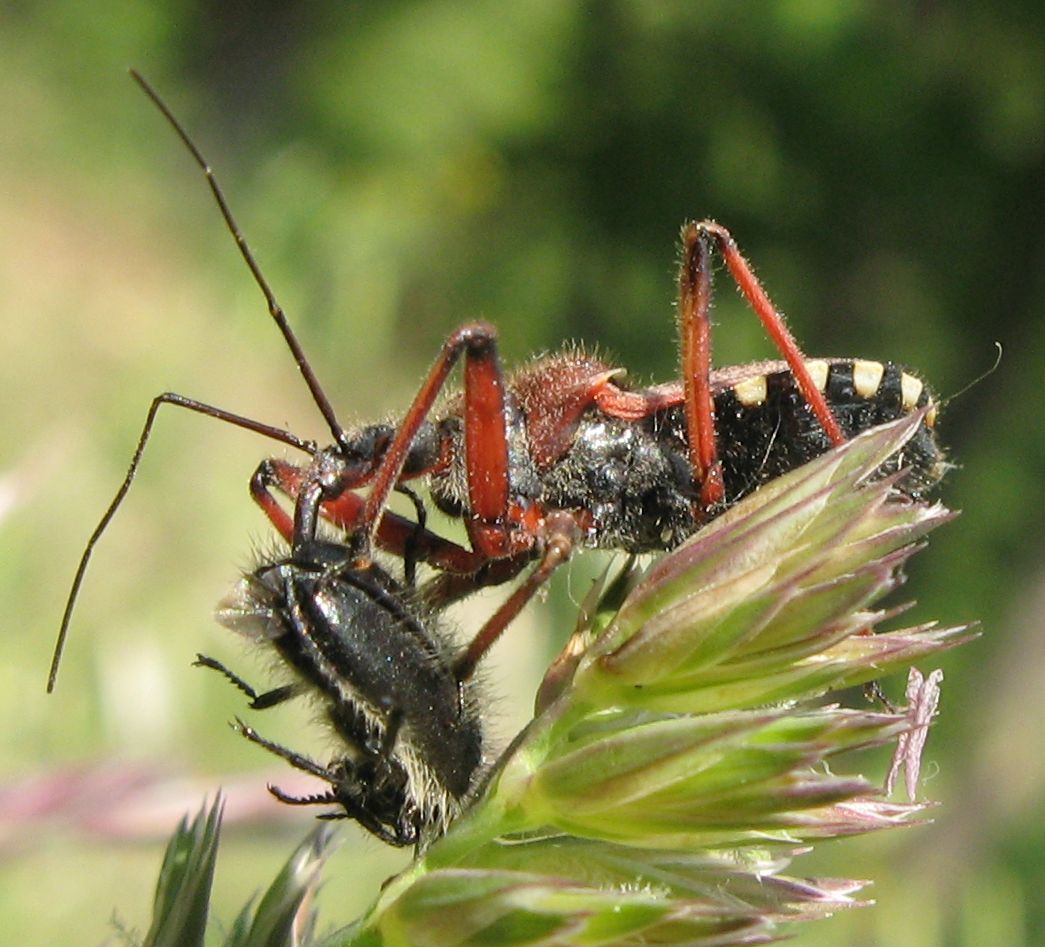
<box><xmin>2</xmin><ymin>2</ymin><xmax>1042</xmax><ymax>944</ymax></box>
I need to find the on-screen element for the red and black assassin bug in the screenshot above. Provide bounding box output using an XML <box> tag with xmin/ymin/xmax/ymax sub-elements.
<box><xmin>48</xmin><ymin>72</ymin><xmax>946</xmax><ymax>698</ymax></box>
<box><xmin>245</xmin><ymin>238</ymin><xmax>945</xmax><ymax>680</ymax></box>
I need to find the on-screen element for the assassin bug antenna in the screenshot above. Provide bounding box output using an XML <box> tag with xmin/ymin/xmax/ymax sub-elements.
<box><xmin>127</xmin><ymin>70</ymin><xmax>350</xmax><ymax>452</ymax></box>
<box><xmin>941</xmin><ymin>341</ymin><xmax>1002</xmax><ymax>406</ymax></box>
<box><xmin>47</xmin><ymin>395</ymin><xmax>313</xmax><ymax>692</ymax></box>
<box><xmin>47</xmin><ymin>71</ymin><xmax>352</xmax><ymax>692</ymax></box>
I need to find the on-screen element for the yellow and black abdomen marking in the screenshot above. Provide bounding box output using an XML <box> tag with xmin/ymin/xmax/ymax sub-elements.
<box><xmin>545</xmin><ymin>358</ymin><xmax>945</xmax><ymax>554</ymax></box>
<box><xmin>714</xmin><ymin>359</ymin><xmax>945</xmax><ymax>504</ymax></box>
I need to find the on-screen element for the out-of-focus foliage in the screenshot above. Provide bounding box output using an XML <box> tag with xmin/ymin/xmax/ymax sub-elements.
<box><xmin>1</xmin><ymin>2</ymin><xmax>1041</xmax><ymax>945</ymax></box>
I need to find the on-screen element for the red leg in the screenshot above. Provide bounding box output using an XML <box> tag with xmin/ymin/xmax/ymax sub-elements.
<box><xmin>251</xmin><ymin>457</ymin><xmax>491</xmax><ymax>573</ymax></box>
<box><xmin>452</xmin><ymin>511</ymin><xmax>581</xmax><ymax>683</ymax></box>
<box><xmin>251</xmin><ymin>461</ymin><xmax>296</xmax><ymax>543</ymax></box>
<box><xmin>259</xmin><ymin>322</ymin><xmax>513</xmax><ymax>564</ymax></box>
<box><xmin>422</xmin><ymin>551</ymin><xmax>534</xmax><ymax>609</ymax></box>
<box><xmin>678</xmin><ymin>224</ymin><xmax>725</xmax><ymax>507</ymax></box>
<box><xmin>696</xmin><ymin>221</ymin><xmax>845</xmax><ymax>446</ymax></box>
<box><xmin>676</xmin><ymin>221</ymin><xmax>848</xmax><ymax>515</ymax></box>
<box><xmin>357</xmin><ymin>324</ymin><xmax>510</xmax><ymax>555</ymax></box>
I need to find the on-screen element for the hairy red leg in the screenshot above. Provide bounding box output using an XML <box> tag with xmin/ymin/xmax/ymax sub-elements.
<box><xmin>250</xmin><ymin>463</ymin><xmax>296</xmax><ymax>543</ymax></box>
<box><xmin>452</xmin><ymin>511</ymin><xmax>581</xmax><ymax>683</ymax></box>
<box><xmin>696</xmin><ymin>221</ymin><xmax>845</xmax><ymax>446</ymax></box>
<box><xmin>248</xmin><ymin>322</ymin><xmax>523</xmax><ymax>571</ymax></box>
<box><xmin>343</xmin><ymin>323</ymin><xmax>512</xmax><ymax>561</ymax></box>
<box><xmin>249</xmin><ymin>323</ymin><xmax>513</xmax><ymax>560</ymax></box>
<box><xmin>251</xmin><ymin>458</ymin><xmax>491</xmax><ymax>573</ymax></box>
<box><xmin>421</xmin><ymin>552</ymin><xmax>534</xmax><ymax>609</ymax></box>
<box><xmin>679</xmin><ymin>224</ymin><xmax>725</xmax><ymax>507</ymax></box>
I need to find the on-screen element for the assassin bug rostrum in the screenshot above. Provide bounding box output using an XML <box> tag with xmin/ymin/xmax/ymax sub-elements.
<box><xmin>48</xmin><ymin>73</ymin><xmax>945</xmax><ymax>835</ymax></box>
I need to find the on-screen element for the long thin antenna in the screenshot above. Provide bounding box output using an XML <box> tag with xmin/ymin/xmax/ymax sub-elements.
<box><xmin>48</xmin><ymin>393</ymin><xmax>316</xmax><ymax>692</ymax></box>
<box><xmin>50</xmin><ymin>72</ymin><xmax>347</xmax><ymax>692</ymax></box>
<box><xmin>943</xmin><ymin>341</ymin><xmax>1003</xmax><ymax>405</ymax></box>
<box><xmin>128</xmin><ymin>69</ymin><xmax>350</xmax><ymax>452</ymax></box>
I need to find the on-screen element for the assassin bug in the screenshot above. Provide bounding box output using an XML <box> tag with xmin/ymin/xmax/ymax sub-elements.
<box><xmin>246</xmin><ymin>236</ymin><xmax>945</xmax><ymax>680</ymax></box>
<box><xmin>48</xmin><ymin>72</ymin><xmax>945</xmax><ymax>698</ymax></box>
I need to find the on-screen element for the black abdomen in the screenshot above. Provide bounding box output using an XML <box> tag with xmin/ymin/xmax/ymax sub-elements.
<box><xmin>549</xmin><ymin>359</ymin><xmax>944</xmax><ymax>553</ymax></box>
